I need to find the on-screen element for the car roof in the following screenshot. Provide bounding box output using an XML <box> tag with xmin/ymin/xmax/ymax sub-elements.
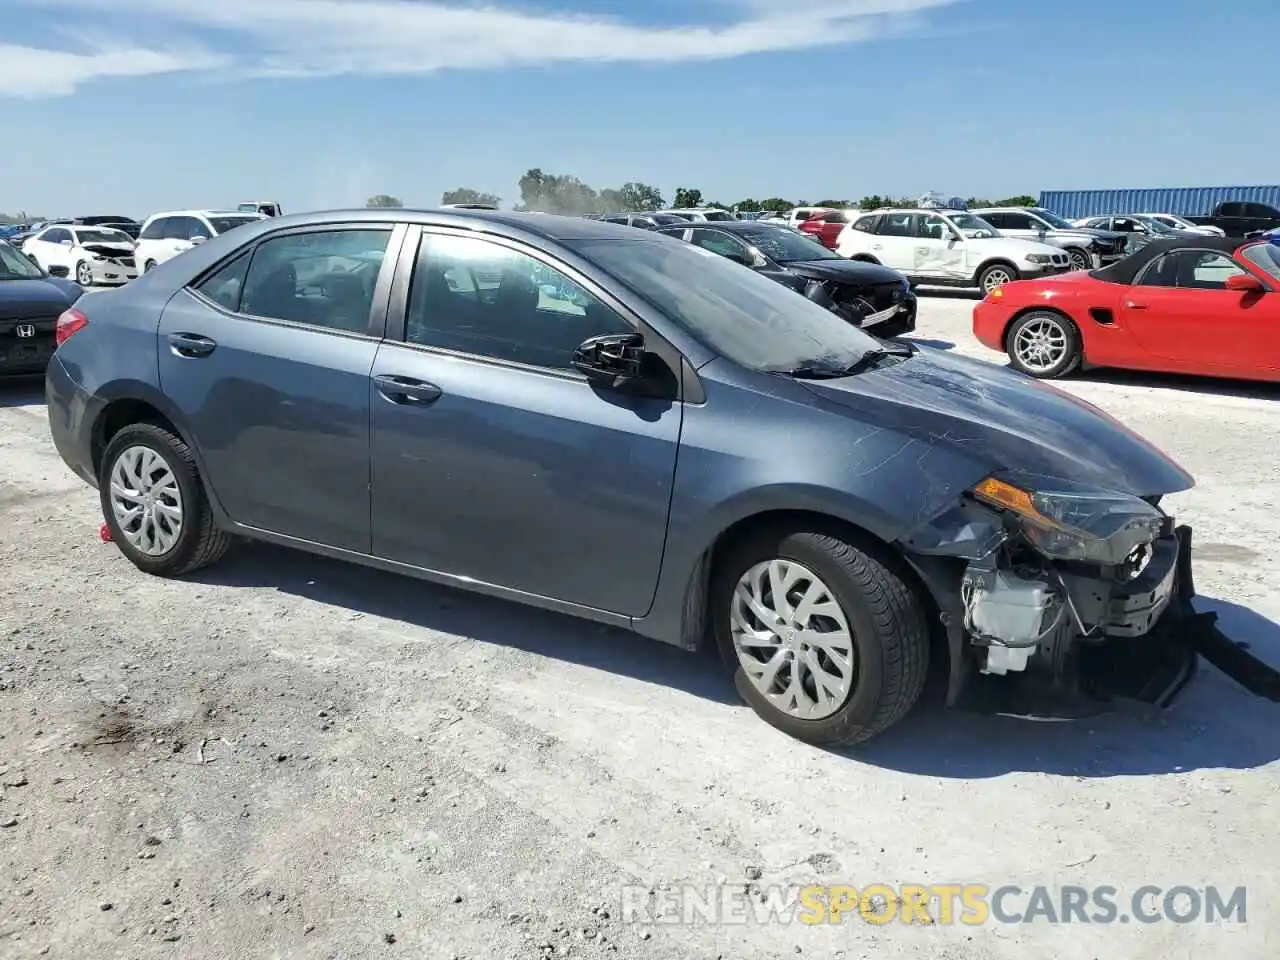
<box><xmin>1091</xmin><ymin>235</ymin><xmax>1253</xmax><ymax>284</ymax></box>
<box><xmin>176</xmin><ymin>207</ymin><xmax>661</xmax><ymax>243</ymax></box>
<box><xmin>653</xmin><ymin>219</ymin><xmax>796</xmax><ymax>235</ymax></box>
<box><xmin>144</xmin><ymin>209</ymin><xmax>265</xmax><ymax>220</ymax></box>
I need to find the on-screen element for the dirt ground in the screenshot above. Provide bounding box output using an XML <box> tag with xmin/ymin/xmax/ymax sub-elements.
<box><xmin>2</xmin><ymin>292</ymin><xmax>1277</xmax><ymax>959</ymax></box>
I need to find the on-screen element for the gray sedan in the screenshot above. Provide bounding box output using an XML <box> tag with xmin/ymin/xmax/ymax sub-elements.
<box><xmin>44</xmin><ymin>208</ymin><xmax>1232</xmax><ymax>743</ymax></box>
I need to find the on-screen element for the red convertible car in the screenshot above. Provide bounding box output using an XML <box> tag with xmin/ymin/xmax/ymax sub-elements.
<box><xmin>973</xmin><ymin>236</ymin><xmax>1280</xmax><ymax>382</ymax></box>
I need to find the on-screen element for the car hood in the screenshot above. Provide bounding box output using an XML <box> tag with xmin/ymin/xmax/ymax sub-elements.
<box><xmin>0</xmin><ymin>277</ymin><xmax>81</xmax><ymax>317</ymax></box>
<box><xmin>798</xmin><ymin>347</ymin><xmax>1193</xmax><ymax>497</ymax></box>
<box><xmin>79</xmin><ymin>242</ymin><xmax>136</xmax><ymax>255</ymax></box>
<box><xmin>784</xmin><ymin>259</ymin><xmax>905</xmax><ymax>285</ymax></box>
<box><xmin>1052</xmin><ymin>226</ymin><xmax>1126</xmax><ymax>241</ymax></box>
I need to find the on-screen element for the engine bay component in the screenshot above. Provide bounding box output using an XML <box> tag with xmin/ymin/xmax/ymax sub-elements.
<box><xmin>962</xmin><ymin>559</ymin><xmax>1063</xmax><ymax>650</ymax></box>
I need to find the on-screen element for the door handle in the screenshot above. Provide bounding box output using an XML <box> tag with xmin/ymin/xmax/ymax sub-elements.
<box><xmin>1124</xmin><ymin>301</ymin><xmax>1148</xmax><ymax>309</ymax></box>
<box><xmin>374</xmin><ymin>374</ymin><xmax>442</xmax><ymax>405</ymax></box>
<box><xmin>871</xmin><ymin>244</ymin><xmax>882</xmax><ymax>250</ymax></box>
<box><xmin>167</xmin><ymin>332</ymin><xmax>217</xmax><ymax>357</ymax></box>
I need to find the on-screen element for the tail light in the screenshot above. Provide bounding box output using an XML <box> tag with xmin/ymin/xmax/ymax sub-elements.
<box><xmin>55</xmin><ymin>307</ymin><xmax>88</xmax><ymax>346</ymax></box>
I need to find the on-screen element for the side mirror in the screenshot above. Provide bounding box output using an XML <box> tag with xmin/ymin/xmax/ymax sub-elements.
<box><xmin>572</xmin><ymin>332</ymin><xmax>646</xmax><ymax>383</ymax></box>
<box><xmin>189</xmin><ymin>235</ymin><xmax>207</xmax><ymax>245</ymax></box>
<box><xmin>1225</xmin><ymin>273</ymin><xmax>1264</xmax><ymax>292</ymax></box>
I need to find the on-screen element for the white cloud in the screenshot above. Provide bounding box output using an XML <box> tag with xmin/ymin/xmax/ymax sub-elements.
<box><xmin>3</xmin><ymin>0</ymin><xmax>960</xmax><ymax>98</ymax></box>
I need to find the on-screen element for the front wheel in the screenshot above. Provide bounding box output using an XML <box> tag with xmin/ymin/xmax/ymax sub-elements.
<box><xmin>143</xmin><ymin>259</ymin><xmax>157</xmax><ymax>273</ymax></box>
<box><xmin>1067</xmin><ymin>247</ymin><xmax>1092</xmax><ymax>272</ymax></box>
<box><xmin>75</xmin><ymin>260</ymin><xmax>93</xmax><ymax>286</ymax></box>
<box><xmin>977</xmin><ymin>262</ymin><xmax>1018</xmax><ymax>293</ymax></box>
<box><xmin>712</xmin><ymin>528</ymin><xmax>930</xmax><ymax>746</ymax></box>
<box><xmin>99</xmin><ymin>422</ymin><xmax>232</xmax><ymax>577</ymax></box>
<box><xmin>1006</xmin><ymin>310</ymin><xmax>1082</xmax><ymax>379</ymax></box>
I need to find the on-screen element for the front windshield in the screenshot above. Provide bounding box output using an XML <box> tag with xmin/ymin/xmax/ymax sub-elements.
<box><xmin>0</xmin><ymin>242</ymin><xmax>44</xmax><ymax>280</ymax></box>
<box><xmin>208</xmin><ymin>216</ymin><xmax>261</xmax><ymax>234</ymax></box>
<box><xmin>1031</xmin><ymin>208</ymin><xmax>1075</xmax><ymax>229</ymax></box>
<box><xmin>74</xmin><ymin>228</ymin><xmax>132</xmax><ymax>244</ymax></box>
<box><xmin>740</xmin><ymin>225</ymin><xmax>842</xmax><ymax>262</ymax></box>
<box><xmin>1135</xmin><ymin>216</ymin><xmax>1174</xmax><ymax>234</ymax></box>
<box><xmin>948</xmin><ymin>213</ymin><xmax>999</xmax><ymax>235</ymax></box>
<box><xmin>574</xmin><ymin>237</ymin><xmax>879</xmax><ymax>373</ymax></box>
<box><xmin>1243</xmin><ymin>242</ymin><xmax>1280</xmax><ymax>282</ymax></box>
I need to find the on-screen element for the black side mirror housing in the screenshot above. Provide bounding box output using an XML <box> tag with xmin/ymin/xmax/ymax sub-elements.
<box><xmin>572</xmin><ymin>332</ymin><xmax>646</xmax><ymax>384</ymax></box>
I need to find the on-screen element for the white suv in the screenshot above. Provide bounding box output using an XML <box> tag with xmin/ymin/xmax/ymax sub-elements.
<box><xmin>835</xmin><ymin>208</ymin><xmax>1072</xmax><ymax>292</ymax></box>
<box><xmin>135</xmin><ymin>210</ymin><xmax>265</xmax><ymax>272</ymax></box>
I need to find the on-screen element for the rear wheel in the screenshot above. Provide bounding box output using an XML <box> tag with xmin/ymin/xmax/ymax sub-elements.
<box><xmin>1006</xmin><ymin>310</ymin><xmax>1082</xmax><ymax>379</ymax></box>
<box><xmin>712</xmin><ymin>527</ymin><xmax>930</xmax><ymax>746</ymax></box>
<box><xmin>99</xmin><ymin>422</ymin><xmax>232</xmax><ymax>577</ymax></box>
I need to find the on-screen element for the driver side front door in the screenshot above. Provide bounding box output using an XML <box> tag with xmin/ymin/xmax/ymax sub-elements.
<box><xmin>912</xmin><ymin>215</ymin><xmax>966</xmax><ymax>280</ymax></box>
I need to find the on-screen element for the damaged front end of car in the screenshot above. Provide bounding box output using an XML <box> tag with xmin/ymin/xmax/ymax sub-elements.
<box><xmin>899</xmin><ymin>473</ymin><xmax>1280</xmax><ymax>712</ymax></box>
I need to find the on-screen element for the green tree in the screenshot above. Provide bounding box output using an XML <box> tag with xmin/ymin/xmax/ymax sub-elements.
<box><xmin>616</xmin><ymin>181</ymin><xmax>665</xmax><ymax>211</ymax></box>
<box><xmin>672</xmin><ymin>186</ymin><xmax>703</xmax><ymax>209</ymax></box>
<box><xmin>441</xmin><ymin>187</ymin><xmax>501</xmax><ymax>207</ymax></box>
<box><xmin>995</xmin><ymin>194</ymin><xmax>1037</xmax><ymax>207</ymax></box>
<box><xmin>516</xmin><ymin>168</ymin><xmax>599</xmax><ymax>215</ymax></box>
<box><xmin>366</xmin><ymin>194</ymin><xmax>403</xmax><ymax>208</ymax></box>
<box><xmin>813</xmin><ymin>199</ymin><xmax>851</xmax><ymax>209</ymax></box>
<box><xmin>758</xmin><ymin>198</ymin><xmax>793</xmax><ymax>213</ymax></box>
<box><xmin>733</xmin><ymin>198</ymin><xmax>761</xmax><ymax>212</ymax></box>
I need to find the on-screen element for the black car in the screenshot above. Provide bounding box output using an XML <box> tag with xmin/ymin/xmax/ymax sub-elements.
<box><xmin>76</xmin><ymin>215</ymin><xmax>139</xmax><ymax>227</ymax></box>
<box><xmin>0</xmin><ymin>240</ymin><xmax>82</xmax><ymax>376</ymax></box>
<box><xmin>596</xmin><ymin>212</ymin><xmax>691</xmax><ymax>230</ymax></box>
<box><xmin>655</xmin><ymin>220</ymin><xmax>916</xmax><ymax>336</ymax></box>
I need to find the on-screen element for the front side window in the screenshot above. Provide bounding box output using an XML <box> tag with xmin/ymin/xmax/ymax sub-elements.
<box><xmin>162</xmin><ymin>218</ymin><xmax>192</xmax><ymax>240</ymax></box>
<box><xmin>915</xmin><ymin>215</ymin><xmax>950</xmax><ymax>240</ymax></box>
<box><xmin>878</xmin><ymin>213</ymin><xmax>915</xmax><ymax>237</ymax></box>
<box><xmin>405</xmin><ymin>233</ymin><xmax>632</xmax><ymax>369</ymax></box>
<box><xmin>1029</xmin><ymin>208</ymin><xmax>1074</xmax><ymax>229</ymax></box>
<box><xmin>573</xmin><ymin>237</ymin><xmax>880</xmax><ymax>374</ymax></box>
<box><xmin>1218</xmin><ymin>203</ymin><xmax>1244</xmax><ymax>218</ymax></box>
<box><xmin>43</xmin><ymin>228</ymin><xmax>71</xmax><ymax>244</ymax></box>
<box><xmin>1001</xmin><ymin>213</ymin><xmax>1036</xmax><ymax>230</ymax></box>
<box><xmin>1137</xmin><ymin>250</ymin><xmax>1247</xmax><ymax>289</ymax></box>
<box><xmin>239</xmin><ymin>229</ymin><xmax>392</xmax><ymax>332</ymax></box>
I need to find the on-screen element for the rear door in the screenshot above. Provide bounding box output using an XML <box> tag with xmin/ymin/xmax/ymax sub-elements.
<box><xmin>367</xmin><ymin>227</ymin><xmax>682</xmax><ymax>615</ymax></box>
<box><xmin>868</xmin><ymin>212</ymin><xmax>918</xmax><ymax>271</ymax></box>
<box><xmin>1119</xmin><ymin>248</ymin><xmax>1271</xmax><ymax>373</ymax></box>
<box><xmin>156</xmin><ymin>223</ymin><xmax>406</xmax><ymax>550</ymax></box>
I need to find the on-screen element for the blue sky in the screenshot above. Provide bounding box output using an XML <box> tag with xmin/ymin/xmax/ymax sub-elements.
<box><xmin>3</xmin><ymin>0</ymin><xmax>1278</xmax><ymax>218</ymax></box>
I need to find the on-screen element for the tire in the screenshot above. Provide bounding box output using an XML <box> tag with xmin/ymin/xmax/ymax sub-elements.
<box><xmin>1005</xmin><ymin>310</ymin><xmax>1082</xmax><ymax>379</ymax></box>
<box><xmin>75</xmin><ymin>260</ymin><xmax>93</xmax><ymax>286</ymax></box>
<box><xmin>99</xmin><ymin>422</ymin><xmax>232</xmax><ymax>577</ymax></box>
<box><xmin>977</xmin><ymin>261</ymin><xmax>1018</xmax><ymax>293</ymax></box>
<box><xmin>1066</xmin><ymin>247</ymin><xmax>1092</xmax><ymax>272</ymax></box>
<box><xmin>143</xmin><ymin>260</ymin><xmax>157</xmax><ymax>273</ymax></box>
<box><xmin>711</xmin><ymin>527</ymin><xmax>930</xmax><ymax>746</ymax></box>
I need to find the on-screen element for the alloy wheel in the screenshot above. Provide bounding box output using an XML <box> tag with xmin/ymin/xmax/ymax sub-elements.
<box><xmin>729</xmin><ymin>559</ymin><xmax>856</xmax><ymax>721</ymax></box>
<box><xmin>982</xmin><ymin>267</ymin><xmax>1013</xmax><ymax>291</ymax></box>
<box><xmin>76</xmin><ymin>261</ymin><xmax>92</xmax><ymax>285</ymax></box>
<box><xmin>108</xmin><ymin>445</ymin><xmax>184</xmax><ymax>556</ymax></box>
<box><xmin>1068</xmin><ymin>249</ymin><xmax>1091</xmax><ymax>271</ymax></box>
<box><xmin>1013</xmin><ymin>316</ymin><xmax>1068</xmax><ymax>374</ymax></box>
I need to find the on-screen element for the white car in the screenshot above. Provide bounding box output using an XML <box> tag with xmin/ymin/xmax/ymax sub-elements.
<box><xmin>135</xmin><ymin>210</ymin><xmax>265</xmax><ymax>272</ymax></box>
<box><xmin>22</xmin><ymin>224</ymin><xmax>137</xmax><ymax>286</ymax></box>
<box><xmin>835</xmin><ymin>208</ymin><xmax>1072</xmax><ymax>292</ymax></box>
<box><xmin>656</xmin><ymin>208</ymin><xmax>738</xmax><ymax>222</ymax></box>
<box><xmin>1135</xmin><ymin>213</ymin><xmax>1225</xmax><ymax>237</ymax></box>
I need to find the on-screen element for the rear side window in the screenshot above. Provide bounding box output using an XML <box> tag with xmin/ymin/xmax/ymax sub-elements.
<box><xmin>140</xmin><ymin>218</ymin><xmax>167</xmax><ymax>240</ymax></box>
<box><xmin>238</xmin><ymin>229</ymin><xmax>393</xmax><ymax>333</ymax></box>
<box><xmin>193</xmin><ymin>251</ymin><xmax>253</xmax><ymax>312</ymax></box>
<box><xmin>878</xmin><ymin>213</ymin><xmax>915</xmax><ymax>237</ymax></box>
<box><xmin>1217</xmin><ymin>202</ymin><xmax>1244</xmax><ymax>217</ymax></box>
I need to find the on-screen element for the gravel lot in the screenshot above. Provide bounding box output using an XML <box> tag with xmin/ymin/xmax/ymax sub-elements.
<box><xmin>2</xmin><ymin>291</ymin><xmax>1277</xmax><ymax>959</ymax></box>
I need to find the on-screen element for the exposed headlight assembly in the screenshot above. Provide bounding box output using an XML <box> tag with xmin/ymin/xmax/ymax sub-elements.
<box><xmin>1025</xmin><ymin>253</ymin><xmax>1054</xmax><ymax>264</ymax></box>
<box><xmin>972</xmin><ymin>474</ymin><xmax>1165</xmax><ymax>566</ymax></box>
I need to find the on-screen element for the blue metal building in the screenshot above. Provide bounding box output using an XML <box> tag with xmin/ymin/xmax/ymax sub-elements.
<box><xmin>1038</xmin><ymin>185</ymin><xmax>1280</xmax><ymax>220</ymax></box>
